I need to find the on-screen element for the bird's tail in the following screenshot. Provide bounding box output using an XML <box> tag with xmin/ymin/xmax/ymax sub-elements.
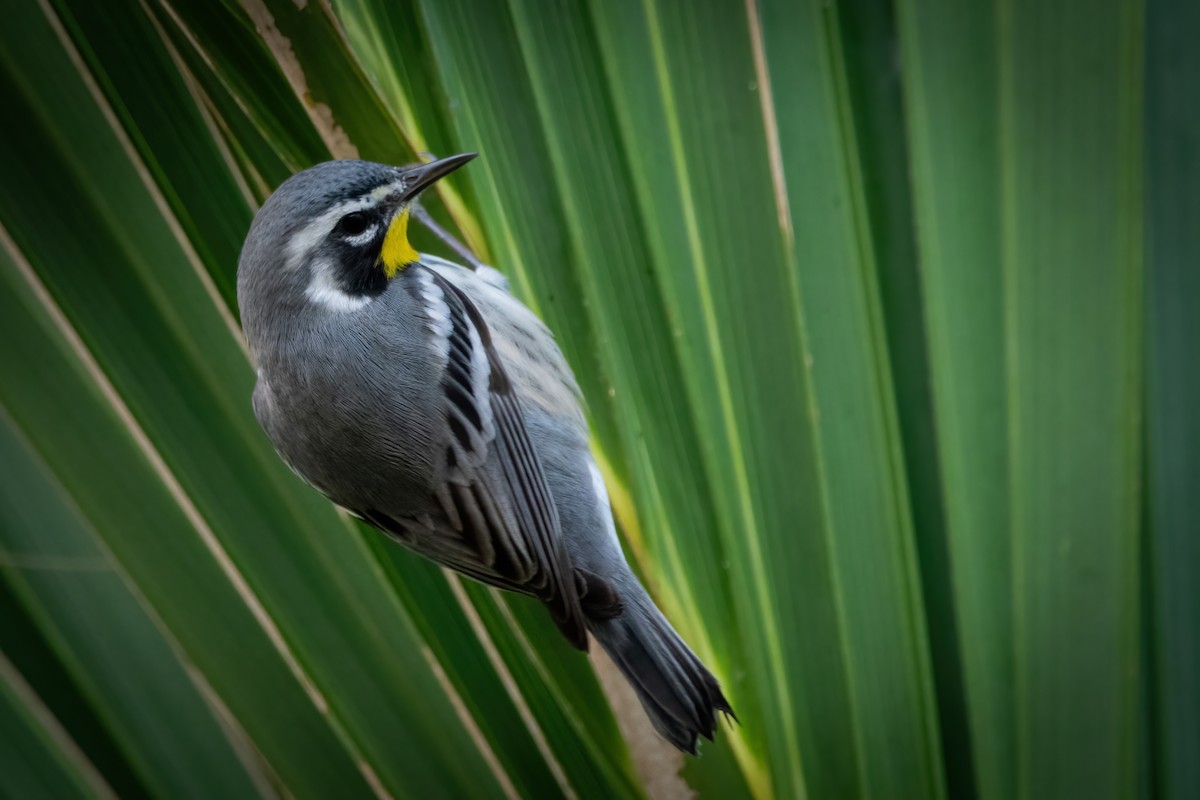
<box><xmin>586</xmin><ymin>587</ymin><xmax>734</xmax><ymax>754</ymax></box>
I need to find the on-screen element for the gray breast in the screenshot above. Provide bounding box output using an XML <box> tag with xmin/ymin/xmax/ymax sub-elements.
<box><xmin>250</xmin><ymin>290</ymin><xmax>445</xmax><ymax>519</ymax></box>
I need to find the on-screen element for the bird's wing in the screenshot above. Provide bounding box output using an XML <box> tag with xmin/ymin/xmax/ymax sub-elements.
<box><xmin>367</xmin><ymin>266</ymin><xmax>588</xmax><ymax>650</ymax></box>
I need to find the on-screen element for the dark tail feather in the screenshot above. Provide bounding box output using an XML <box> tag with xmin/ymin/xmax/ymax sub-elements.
<box><xmin>588</xmin><ymin>591</ymin><xmax>734</xmax><ymax>754</ymax></box>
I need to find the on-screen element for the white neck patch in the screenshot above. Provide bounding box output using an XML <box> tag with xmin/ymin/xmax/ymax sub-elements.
<box><xmin>305</xmin><ymin>258</ymin><xmax>372</xmax><ymax>312</ymax></box>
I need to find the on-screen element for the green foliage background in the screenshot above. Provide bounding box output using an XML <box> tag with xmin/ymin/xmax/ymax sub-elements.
<box><xmin>0</xmin><ymin>0</ymin><xmax>1195</xmax><ymax>798</ymax></box>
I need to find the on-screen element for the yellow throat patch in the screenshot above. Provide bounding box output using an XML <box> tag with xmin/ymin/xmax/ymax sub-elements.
<box><xmin>380</xmin><ymin>206</ymin><xmax>419</xmax><ymax>277</ymax></box>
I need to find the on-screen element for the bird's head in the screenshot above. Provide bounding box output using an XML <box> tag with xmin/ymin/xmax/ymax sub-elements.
<box><xmin>237</xmin><ymin>154</ymin><xmax>475</xmax><ymax>320</ymax></box>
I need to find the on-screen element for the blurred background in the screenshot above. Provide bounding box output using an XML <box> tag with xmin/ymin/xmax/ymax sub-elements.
<box><xmin>0</xmin><ymin>0</ymin><xmax>1195</xmax><ymax>798</ymax></box>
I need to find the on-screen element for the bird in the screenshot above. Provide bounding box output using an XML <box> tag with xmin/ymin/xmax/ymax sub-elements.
<box><xmin>237</xmin><ymin>154</ymin><xmax>733</xmax><ymax>753</ymax></box>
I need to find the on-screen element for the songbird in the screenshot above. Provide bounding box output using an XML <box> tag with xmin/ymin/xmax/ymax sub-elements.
<box><xmin>237</xmin><ymin>154</ymin><xmax>732</xmax><ymax>753</ymax></box>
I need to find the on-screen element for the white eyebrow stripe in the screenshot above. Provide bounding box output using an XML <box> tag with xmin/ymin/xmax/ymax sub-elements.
<box><xmin>283</xmin><ymin>179</ymin><xmax>405</xmax><ymax>271</ymax></box>
<box><xmin>370</xmin><ymin>180</ymin><xmax>405</xmax><ymax>201</ymax></box>
<box><xmin>285</xmin><ymin>199</ymin><xmax>370</xmax><ymax>271</ymax></box>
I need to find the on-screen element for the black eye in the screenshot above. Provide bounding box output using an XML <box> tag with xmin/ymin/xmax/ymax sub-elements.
<box><xmin>337</xmin><ymin>212</ymin><xmax>370</xmax><ymax>236</ymax></box>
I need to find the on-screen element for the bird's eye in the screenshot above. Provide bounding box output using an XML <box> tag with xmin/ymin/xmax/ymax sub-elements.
<box><xmin>337</xmin><ymin>212</ymin><xmax>370</xmax><ymax>237</ymax></box>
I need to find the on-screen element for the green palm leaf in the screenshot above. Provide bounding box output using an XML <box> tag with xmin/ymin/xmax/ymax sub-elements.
<box><xmin>1</xmin><ymin>0</ymin><xmax>1193</xmax><ymax>797</ymax></box>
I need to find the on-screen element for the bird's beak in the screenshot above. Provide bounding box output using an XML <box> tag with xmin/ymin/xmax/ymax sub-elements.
<box><xmin>399</xmin><ymin>152</ymin><xmax>477</xmax><ymax>203</ymax></box>
<box><xmin>380</xmin><ymin>153</ymin><xmax>477</xmax><ymax>277</ymax></box>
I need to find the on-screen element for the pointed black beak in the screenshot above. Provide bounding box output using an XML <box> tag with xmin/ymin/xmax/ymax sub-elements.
<box><xmin>399</xmin><ymin>153</ymin><xmax>477</xmax><ymax>202</ymax></box>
